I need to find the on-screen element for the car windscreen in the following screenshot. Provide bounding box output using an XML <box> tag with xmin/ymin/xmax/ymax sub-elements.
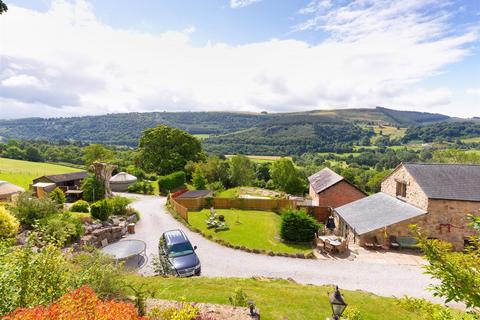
<box><xmin>168</xmin><ymin>242</ymin><xmax>194</xmax><ymax>258</ymax></box>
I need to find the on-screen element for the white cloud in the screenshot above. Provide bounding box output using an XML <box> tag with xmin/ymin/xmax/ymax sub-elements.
<box><xmin>466</xmin><ymin>88</ymin><xmax>480</xmax><ymax>96</ymax></box>
<box><xmin>0</xmin><ymin>0</ymin><xmax>478</xmax><ymax>119</ymax></box>
<box><xmin>230</xmin><ymin>0</ymin><xmax>262</xmax><ymax>9</ymax></box>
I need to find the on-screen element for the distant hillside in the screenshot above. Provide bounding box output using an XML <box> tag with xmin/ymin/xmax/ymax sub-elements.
<box><xmin>0</xmin><ymin>107</ymin><xmax>464</xmax><ymax>155</ymax></box>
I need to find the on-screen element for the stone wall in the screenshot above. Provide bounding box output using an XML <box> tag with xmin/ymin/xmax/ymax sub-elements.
<box><xmin>381</xmin><ymin>165</ymin><xmax>480</xmax><ymax>250</ymax></box>
<box><xmin>381</xmin><ymin>166</ymin><xmax>429</xmax><ymax>210</ymax></box>
<box><xmin>80</xmin><ymin>220</ymin><xmax>127</xmax><ymax>248</ymax></box>
<box><xmin>316</xmin><ymin>180</ymin><xmax>366</xmax><ymax>208</ymax></box>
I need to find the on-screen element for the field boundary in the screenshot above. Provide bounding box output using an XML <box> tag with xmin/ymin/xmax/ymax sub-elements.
<box><xmin>174</xmin><ymin>197</ymin><xmax>297</xmax><ymax>212</ymax></box>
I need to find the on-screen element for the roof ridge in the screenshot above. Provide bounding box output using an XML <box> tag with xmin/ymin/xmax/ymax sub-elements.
<box><xmin>404</xmin><ymin>162</ymin><xmax>480</xmax><ymax>167</ymax></box>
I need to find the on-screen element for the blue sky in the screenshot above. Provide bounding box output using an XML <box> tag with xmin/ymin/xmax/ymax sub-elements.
<box><xmin>0</xmin><ymin>0</ymin><xmax>479</xmax><ymax>118</ymax></box>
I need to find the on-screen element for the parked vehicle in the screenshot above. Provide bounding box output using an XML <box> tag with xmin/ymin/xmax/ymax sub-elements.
<box><xmin>159</xmin><ymin>229</ymin><xmax>201</xmax><ymax>277</ymax></box>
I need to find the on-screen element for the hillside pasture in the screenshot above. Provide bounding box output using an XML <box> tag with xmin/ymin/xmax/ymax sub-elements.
<box><xmin>225</xmin><ymin>155</ymin><xmax>292</xmax><ymax>163</ymax></box>
<box><xmin>0</xmin><ymin>158</ymin><xmax>82</xmax><ymax>189</ymax></box>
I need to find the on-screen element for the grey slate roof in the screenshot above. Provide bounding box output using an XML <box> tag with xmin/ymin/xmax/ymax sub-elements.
<box><xmin>176</xmin><ymin>190</ymin><xmax>213</xmax><ymax>199</ymax></box>
<box><xmin>335</xmin><ymin>193</ymin><xmax>426</xmax><ymax>236</ymax></box>
<box><xmin>35</xmin><ymin>171</ymin><xmax>88</xmax><ymax>183</ymax></box>
<box><xmin>404</xmin><ymin>163</ymin><xmax>480</xmax><ymax>202</ymax></box>
<box><xmin>308</xmin><ymin>168</ymin><xmax>344</xmax><ymax>194</ymax></box>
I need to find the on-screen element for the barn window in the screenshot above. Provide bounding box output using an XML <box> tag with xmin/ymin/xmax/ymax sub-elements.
<box><xmin>396</xmin><ymin>181</ymin><xmax>407</xmax><ymax>198</ymax></box>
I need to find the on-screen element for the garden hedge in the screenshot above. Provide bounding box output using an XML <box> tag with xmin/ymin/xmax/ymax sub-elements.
<box><xmin>280</xmin><ymin>209</ymin><xmax>320</xmax><ymax>242</ymax></box>
<box><xmin>158</xmin><ymin>171</ymin><xmax>186</xmax><ymax>194</ymax></box>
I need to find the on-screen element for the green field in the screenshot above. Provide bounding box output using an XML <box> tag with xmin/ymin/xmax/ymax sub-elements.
<box><xmin>370</xmin><ymin>125</ymin><xmax>406</xmax><ymax>139</ymax></box>
<box><xmin>461</xmin><ymin>136</ymin><xmax>480</xmax><ymax>143</ymax></box>
<box><xmin>189</xmin><ymin>209</ymin><xmax>312</xmax><ymax>254</ymax></box>
<box><xmin>225</xmin><ymin>155</ymin><xmax>292</xmax><ymax>163</ymax></box>
<box><xmin>0</xmin><ymin>158</ymin><xmax>82</xmax><ymax>189</ymax></box>
<box><xmin>123</xmin><ymin>276</ymin><xmax>424</xmax><ymax>320</ymax></box>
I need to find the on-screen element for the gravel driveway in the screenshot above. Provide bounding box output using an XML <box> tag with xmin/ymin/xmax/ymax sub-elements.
<box><xmin>125</xmin><ymin>194</ymin><xmax>437</xmax><ymax>301</ymax></box>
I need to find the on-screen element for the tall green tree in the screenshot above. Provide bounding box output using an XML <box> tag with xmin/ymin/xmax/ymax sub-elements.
<box><xmin>82</xmin><ymin>144</ymin><xmax>113</xmax><ymax>167</ymax></box>
<box><xmin>137</xmin><ymin>125</ymin><xmax>203</xmax><ymax>175</ymax></box>
<box><xmin>25</xmin><ymin>146</ymin><xmax>43</xmax><ymax>162</ymax></box>
<box><xmin>192</xmin><ymin>166</ymin><xmax>207</xmax><ymax>190</ymax></box>
<box><xmin>270</xmin><ymin>158</ymin><xmax>305</xmax><ymax>195</ymax></box>
<box><xmin>229</xmin><ymin>155</ymin><xmax>254</xmax><ymax>187</ymax></box>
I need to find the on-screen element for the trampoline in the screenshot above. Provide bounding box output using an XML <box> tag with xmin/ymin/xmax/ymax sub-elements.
<box><xmin>101</xmin><ymin>239</ymin><xmax>146</xmax><ymax>267</ymax></box>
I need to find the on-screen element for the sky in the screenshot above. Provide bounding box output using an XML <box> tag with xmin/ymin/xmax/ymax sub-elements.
<box><xmin>0</xmin><ymin>0</ymin><xmax>479</xmax><ymax>119</ymax></box>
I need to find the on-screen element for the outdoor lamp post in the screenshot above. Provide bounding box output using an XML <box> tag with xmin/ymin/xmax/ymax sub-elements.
<box><xmin>329</xmin><ymin>286</ymin><xmax>347</xmax><ymax>320</ymax></box>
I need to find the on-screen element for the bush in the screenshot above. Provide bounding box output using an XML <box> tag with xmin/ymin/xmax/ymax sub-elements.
<box><xmin>90</xmin><ymin>199</ymin><xmax>113</xmax><ymax>221</ymax></box>
<box><xmin>109</xmin><ymin>196</ymin><xmax>132</xmax><ymax>215</ymax></box>
<box><xmin>192</xmin><ymin>167</ymin><xmax>207</xmax><ymax>190</ymax></box>
<box><xmin>38</xmin><ymin>213</ymin><xmax>84</xmax><ymax>245</ymax></box>
<box><xmin>280</xmin><ymin>209</ymin><xmax>320</xmax><ymax>242</ymax></box>
<box><xmin>207</xmin><ymin>181</ymin><xmax>224</xmax><ymax>192</ymax></box>
<box><xmin>148</xmin><ymin>302</ymin><xmax>199</xmax><ymax>320</ymax></box>
<box><xmin>0</xmin><ymin>243</ymin><xmax>126</xmax><ymax>316</ymax></box>
<box><xmin>4</xmin><ymin>286</ymin><xmax>143</xmax><ymax>320</ymax></box>
<box><xmin>12</xmin><ymin>192</ymin><xmax>60</xmax><ymax>226</ymax></box>
<box><xmin>0</xmin><ymin>207</ymin><xmax>19</xmax><ymax>239</ymax></box>
<box><xmin>70</xmin><ymin>200</ymin><xmax>90</xmax><ymax>213</ymax></box>
<box><xmin>158</xmin><ymin>171</ymin><xmax>186</xmax><ymax>194</ymax></box>
<box><xmin>82</xmin><ymin>174</ymin><xmax>105</xmax><ymax>202</ymax></box>
<box><xmin>127</xmin><ymin>181</ymin><xmax>154</xmax><ymax>195</ymax></box>
<box><xmin>228</xmin><ymin>288</ymin><xmax>249</xmax><ymax>307</ymax></box>
<box><xmin>49</xmin><ymin>187</ymin><xmax>66</xmax><ymax>205</ymax></box>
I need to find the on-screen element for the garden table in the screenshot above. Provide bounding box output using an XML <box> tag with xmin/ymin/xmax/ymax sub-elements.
<box><xmin>101</xmin><ymin>239</ymin><xmax>146</xmax><ymax>266</ymax></box>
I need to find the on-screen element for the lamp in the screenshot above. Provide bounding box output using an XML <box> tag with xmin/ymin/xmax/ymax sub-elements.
<box><xmin>329</xmin><ymin>286</ymin><xmax>347</xmax><ymax>319</ymax></box>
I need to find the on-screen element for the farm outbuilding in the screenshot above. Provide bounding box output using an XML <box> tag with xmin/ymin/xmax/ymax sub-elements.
<box><xmin>110</xmin><ymin>172</ymin><xmax>138</xmax><ymax>192</ymax></box>
<box><xmin>0</xmin><ymin>180</ymin><xmax>25</xmax><ymax>201</ymax></box>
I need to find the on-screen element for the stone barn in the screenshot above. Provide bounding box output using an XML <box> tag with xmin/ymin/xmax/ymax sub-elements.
<box><xmin>335</xmin><ymin>163</ymin><xmax>480</xmax><ymax>251</ymax></box>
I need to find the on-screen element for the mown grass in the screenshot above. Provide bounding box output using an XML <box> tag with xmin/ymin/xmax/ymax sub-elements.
<box><xmin>122</xmin><ymin>276</ymin><xmax>421</xmax><ymax>320</ymax></box>
<box><xmin>0</xmin><ymin>158</ymin><xmax>82</xmax><ymax>189</ymax></box>
<box><xmin>189</xmin><ymin>209</ymin><xmax>312</xmax><ymax>254</ymax></box>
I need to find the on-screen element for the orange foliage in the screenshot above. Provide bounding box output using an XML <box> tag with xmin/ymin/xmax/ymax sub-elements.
<box><xmin>4</xmin><ymin>286</ymin><xmax>148</xmax><ymax>320</ymax></box>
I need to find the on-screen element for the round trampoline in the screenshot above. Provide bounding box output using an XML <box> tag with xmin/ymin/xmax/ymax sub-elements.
<box><xmin>101</xmin><ymin>239</ymin><xmax>146</xmax><ymax>267</ymax></box>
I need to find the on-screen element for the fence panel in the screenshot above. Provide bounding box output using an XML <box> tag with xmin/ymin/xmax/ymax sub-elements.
<box><xmin>170</xmin><ymin>197</ymin><xmax>189</xmax><ymax>222</ymax></box>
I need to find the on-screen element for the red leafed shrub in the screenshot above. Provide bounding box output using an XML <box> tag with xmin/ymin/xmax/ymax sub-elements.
<box><xmin>4</xmin><ymin>286</ymin><xmax>147</xmax><ymax>320</ymax></box>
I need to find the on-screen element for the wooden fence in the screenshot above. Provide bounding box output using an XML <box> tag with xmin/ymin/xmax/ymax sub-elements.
<box><xmin>175</xmin><ymin>197</ymin><xmax>297</xmax><ymax>212</ymax></box>
<box><xmin>169</xmin><ymin>196</ymin><xmax>189</xmax><ymax>222</ymax></box>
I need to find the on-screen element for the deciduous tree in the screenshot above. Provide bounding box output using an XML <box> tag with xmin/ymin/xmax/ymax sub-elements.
<box><xmin>138</xmin><ymin>125</ymin><xmax>203</xmax><ymax>175</ymax></box>
<box><xmin>229</xmin><ymin>155</ymin><xmax>254</xmax><ymax>187</ymax></box>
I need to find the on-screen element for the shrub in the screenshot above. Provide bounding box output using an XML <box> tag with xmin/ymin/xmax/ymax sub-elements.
<box><xmin>0</xmin><ymin>243</ymin><xmax>126</xmax><ymax>316</ymax></box>
<box><xmin>82</xmin><ymin>174</ymin><xmax>105</xmax><ymax>202</ymax></box>
<box><xmin>128</xmin><ymin>181</ymin><xmax>154</xmax><ymax>195</ymax></box>
<box><xmin>207</xmin><ymin>181</ymin><xmax>224</xmax><ymax>192</ymax></box>
<box><xmin>109</xmin><ymin>196</ymin><xmax>132</xmax><ymax>215</ymax></box>
<box><xmin>12</xmin><ymin>192</ymin><xmax>60</xmax><ymax>226</ymax></box>
<box><xmin>49</xmin><ymin>187</ymin><xmax>66</xmax><ymax>205</ymax></box>
<box><xmin>38</xmin><ymin>213</ymin><xmax>84</xmax><ymax>245</ymax></box>
<box><xmin>70</xmin><ymin>200</ymin><xmax>89</xmax><ymax>213</ymax></box>
<box><xmin>3</xmin><ymin>286</ymin><xmax>145</xmax><ymax>320</ymax></box>
<box><xmin>280</xmin><ymin>209</ymin><xmax>320</xmax><ymax>242</ymax></box>
<box><xmin>0</xmin><ymin>207</ymin><xmax>19</xmax><ymax>239</ymax></box>
<box><xmin>148</xmin><ymin>302</ymin><xmax>199</xmax><ymax>320</ymax></box>
<box><xmin>158</xmin><ymin>171</ymin><xmax>186</xmax><ymax>194</ymax></box>
<box><xmin>90</xmin><ymin>199</ymin><xmax>113</xmax><ymax>221</ymax></box>
<box><xmin>228</xmin><ymin>288</ymin><xmax>249</xmax><ymax>307</ymax></box>
<box><xmin>192</xmin><ymin>167</ymin><xmax>207</xmax><ymax>190</ymax></box>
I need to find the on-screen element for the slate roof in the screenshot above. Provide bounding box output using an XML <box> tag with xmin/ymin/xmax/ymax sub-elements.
<box><xmin>308</xmin><ymin>168</ymin><xmax>344</xmax><ymax>194</ymax></box>
<box><xmin>176</xmin><ymin>190</ymin><xmax>213</xmax><ymax>199</ymax></box>
<box><xmin>404</xmin><ymin>163</ymin><xmax>480</xmax><ymax>202</ymax></box>
<box><xmin>335</xmin><ymin>193</ymin><xmax>426</xmax><ymax>236</ymax></box>
<box><xmin>36</xmin><ymin>171</ymin><xmax>88</xmax><ymax>183</ymax></box>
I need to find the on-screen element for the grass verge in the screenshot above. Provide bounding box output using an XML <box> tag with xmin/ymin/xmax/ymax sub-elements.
<box><xmin>123</xmin><ymin>276</ymin><xmax>421</xmax><ymax>320</ymax></box>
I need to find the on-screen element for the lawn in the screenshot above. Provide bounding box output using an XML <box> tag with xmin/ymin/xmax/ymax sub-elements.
<box><xmin>216</xmin><ymin>187</ymin><xmax>283</xmax><ymax>199</ymax></box>
<box><xmin>123</xmin><ymin>276</ymin><xmax>421</xmax><ymax>320</ymax></box>
<box><xmin>189</xmin><ymin>209</ymin><xmax>312</xmax><ymax>254</ymax></box>
<box><xmin>0</xmin><ymin>158</ymin><xmax>83</xmax><ymax>189</ymax></box>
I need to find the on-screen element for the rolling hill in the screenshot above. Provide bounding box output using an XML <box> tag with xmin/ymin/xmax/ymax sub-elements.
<box><xmin>0</xmin><ymin>107</ymin><xmax>475</xmax><ymax>155</ymax></box>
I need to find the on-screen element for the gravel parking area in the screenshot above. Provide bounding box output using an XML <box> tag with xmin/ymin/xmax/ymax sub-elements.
<box><xmin>125</xmin><ymin>194</ymin><xmax>437</xmax><ymax>302</ymax></box>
